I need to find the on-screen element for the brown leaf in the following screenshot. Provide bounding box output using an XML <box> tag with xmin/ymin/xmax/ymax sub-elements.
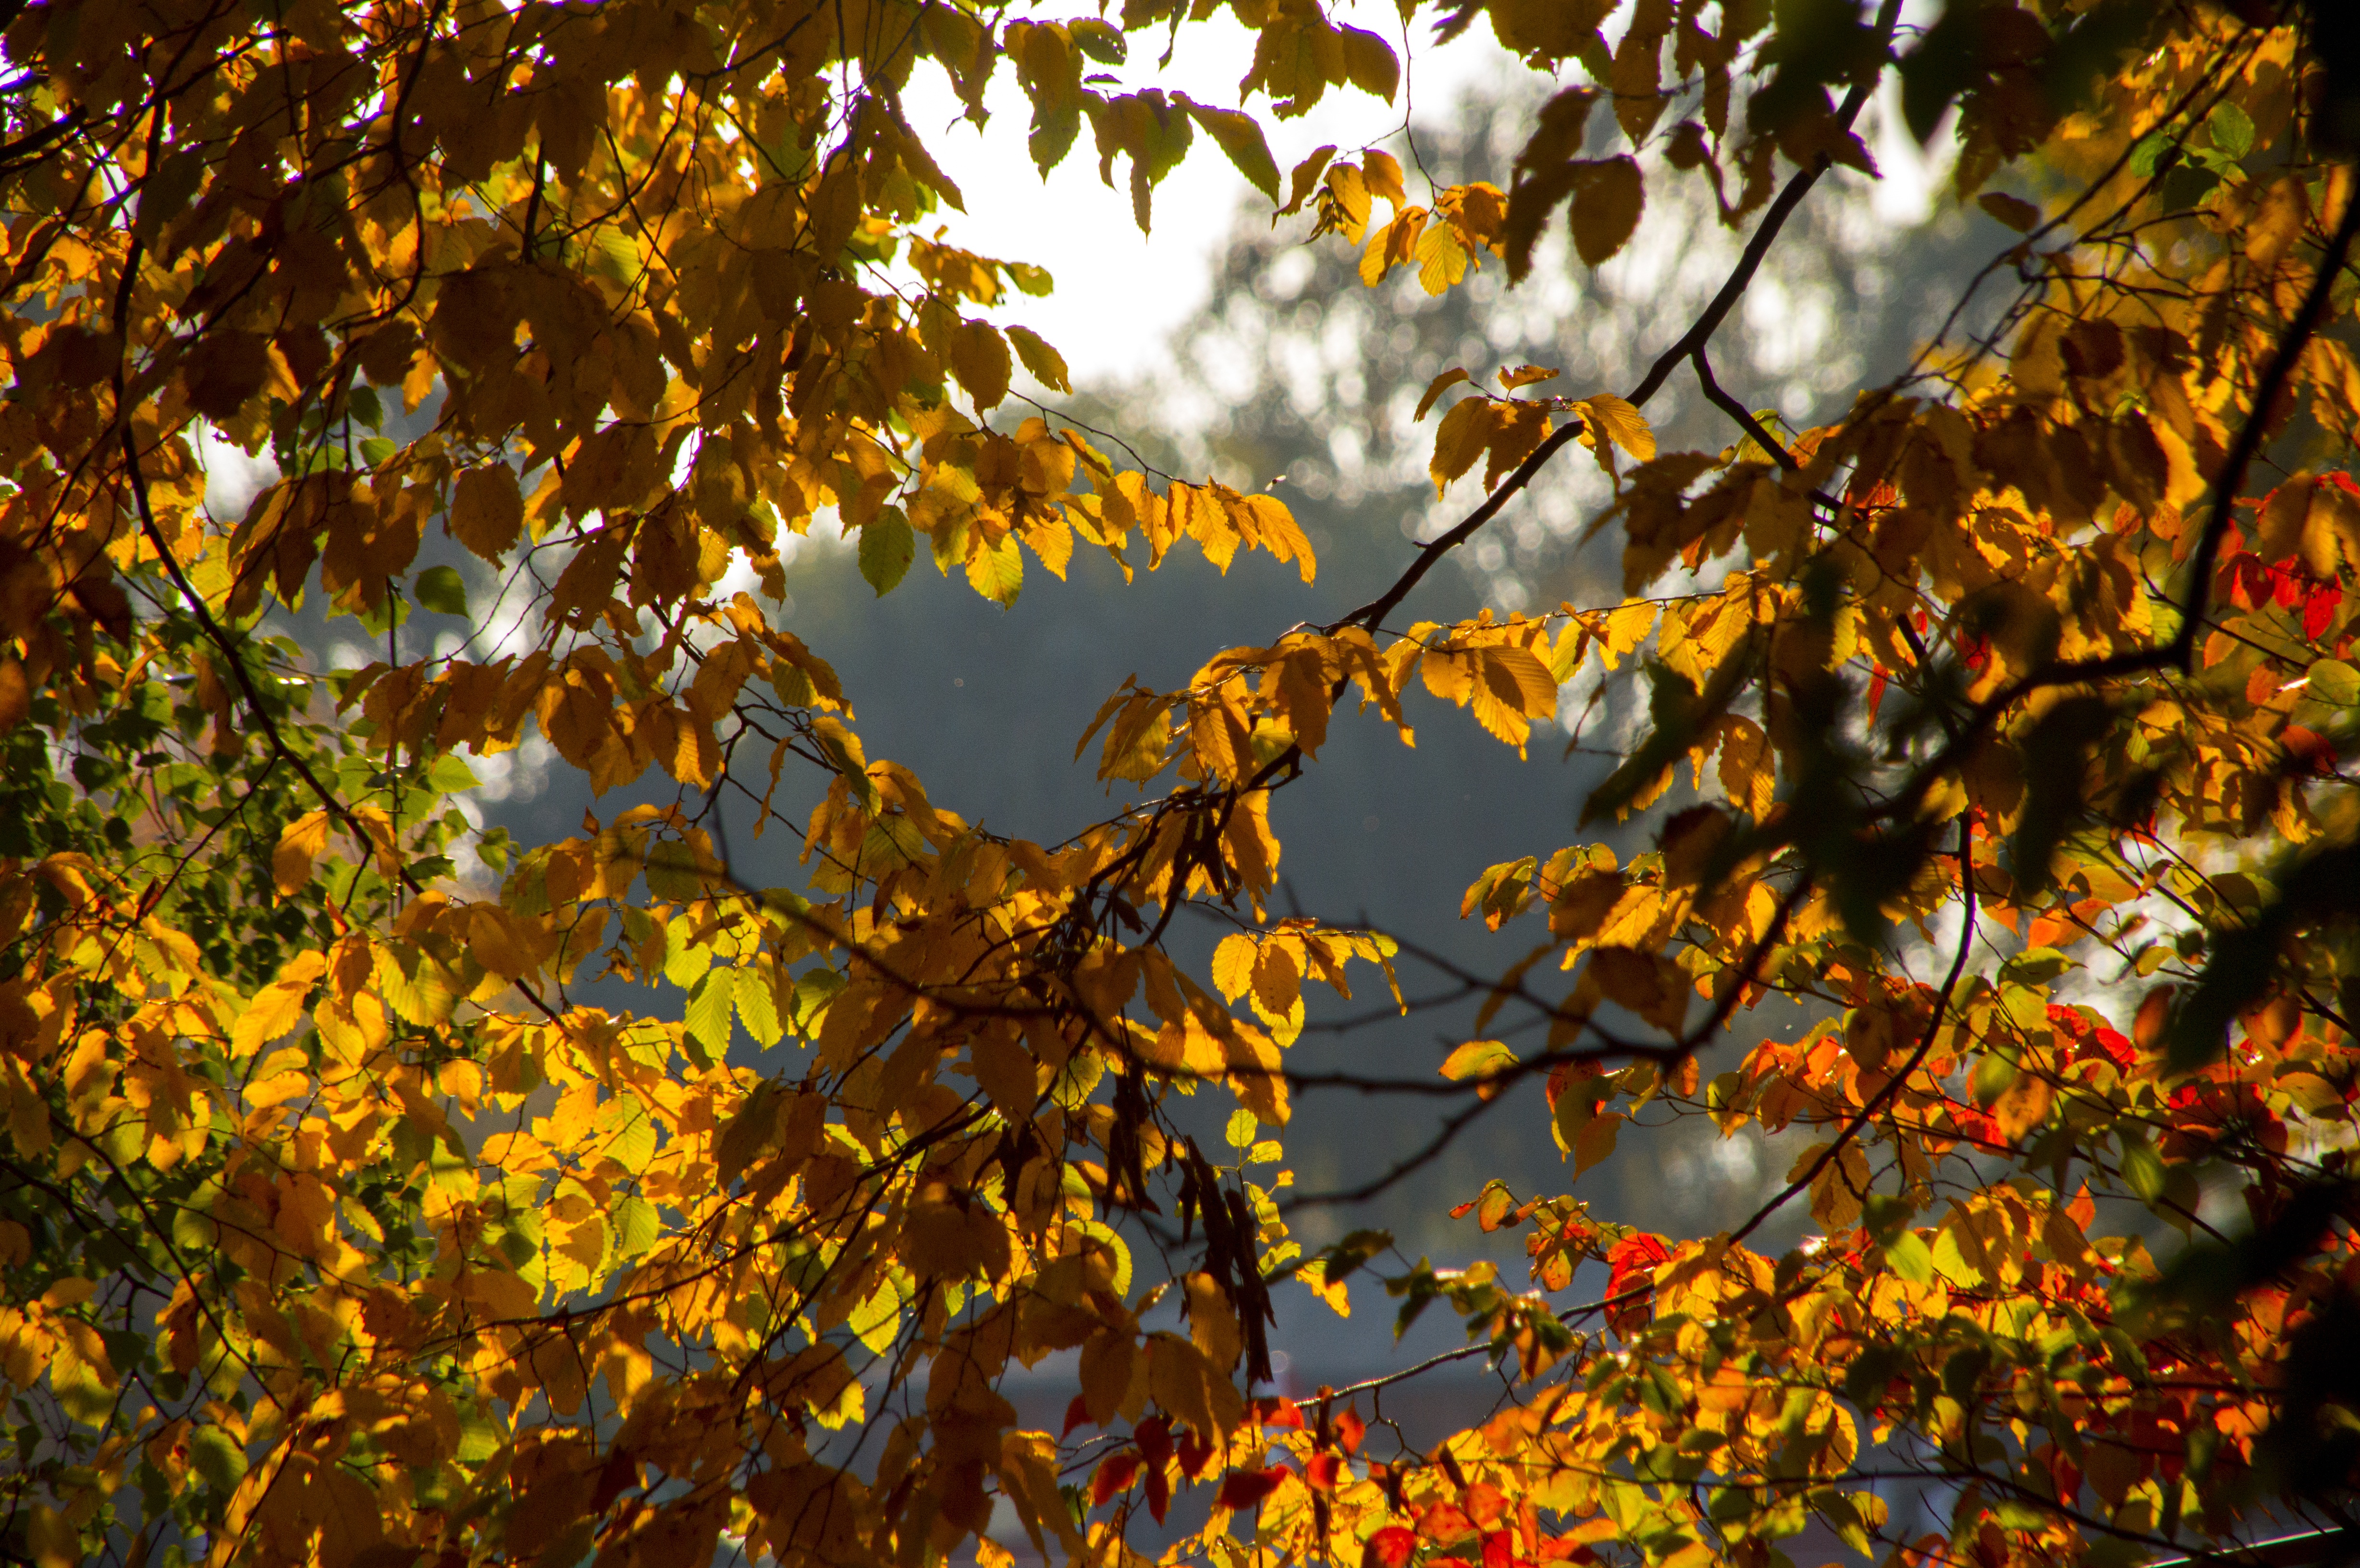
<box><xmin>1569</xmin><ymin>156</ymin><xmax>1644</xmax><ymax>267</ymax></box>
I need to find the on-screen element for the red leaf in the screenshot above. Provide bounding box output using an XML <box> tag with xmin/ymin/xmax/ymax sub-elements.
<box><xmin>1178</xmin><ymin>1427</ymin><xmax>1217</xmax><ymax>1478</ymax></box>
<box><xmin>1603</xmin><ymin>1234</ymin><xmax>1669</xmax><ymax>1302</ymax></box>
<box><xmin>1217</xmin><ymin>1465</ymin><xmax>1291</xmax><ymax>1511</ymax></box>
<box><xmin>1483</xmin><ymin>1530</ymin><xmax>1515</xmax><ymax>1568</ymax></box>
<box><xmin>1366</xmin><ymin>1526</ymin><xmax>1420</xmax><ymax>1568</ymax></box>
<box><xmin>1147</xmin><ymin>1466</ymin><xmax>1171</xmax><ymax>1525</ymax></box>
<box><xmin>1136</xmin><ymin>1416</ymin><xmax>1172</xmax><ymax>1469</ymax></box>
<box><xmin>1335</xmin><ymin>1404</ymin><xmax>1366</xmax><ymax>1456</ymax></box>
<box><xmin>1464</xmin><ymin>1483</ymin><xmax>1509</xmax><ymax>1527</ymax></box>
<box><xmin>1307</xmin><ymin>1452</ymin><xmax>1346</xmax><ymax>1493</ymax></box>
<box><xmin>1252</xmin><ymin>1396</ymin><xmax>1304</xmax><ymax>1430</ymax></box>
<box><xmin>2285</xmin><ymin>724</ymin><xmax>2336</xmax><ymax>775</ymax></box>
<box><xmin>1092</xmin><ymin>1452</ymin><xmax>1143</xmax><ymax>1507</ymax></box>
<box><xmin>1419</xmin><ymin>1503</ymin><xmax>1478</xmax><ymax>1544</ymax></box>
<box><xmin>2305</xmin><ymin>582</ymin><xmax>2343</xmax><ymax>641</ymax></box>
<box><xmin>1063</xmin><ymin>1393</ymin><xmax>1093</xmax><ymax>1437</ymax></box>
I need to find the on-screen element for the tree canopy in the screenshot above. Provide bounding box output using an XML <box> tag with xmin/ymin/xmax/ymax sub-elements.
<box><xmin>5</xmin><ymin>1</ymin><xmax>2360</xmax><ymax>1566</ymax></box>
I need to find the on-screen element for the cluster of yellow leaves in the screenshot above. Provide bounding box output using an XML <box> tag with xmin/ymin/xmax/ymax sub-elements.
<box><xmin>13</xmin><ymin>3</ymin><xmax>2360</xmax><ymax>1568</ymax></box>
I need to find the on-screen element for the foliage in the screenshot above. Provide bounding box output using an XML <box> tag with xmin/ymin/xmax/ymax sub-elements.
<box><xmin>4</xmin><ymin>0</ymin><xmax>2360</xmax><ymax>1566</ymax></box>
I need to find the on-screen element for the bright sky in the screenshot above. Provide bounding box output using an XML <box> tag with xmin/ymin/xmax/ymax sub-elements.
<box><xmin>898</xmin><ymin>16</ymin><xmax>1521</xmax><ymax>388</ymax></box>
<box><xmin>899</xmin><ymin>24</ymin><xmax>1954</xmax><ymax>392</ymax></box>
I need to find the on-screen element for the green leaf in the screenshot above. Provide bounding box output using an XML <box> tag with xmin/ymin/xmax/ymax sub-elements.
<box><xmin>2130</xmin><ymin>133</ymin><xmax>2173</xmax><ymax>177</ymax></box>
<box><xmin>456</xmin><ymin>1409</ymin><xmax>501</xmax><ymax>1463</ymax></box>
<box><xmin>414</xmin><ymin>564</ymin><xmax>470</xmax><ymax>617</ymax></box>
<box><xmin>612</xmin><ymin>1105</ymin><xmax>657</xmax><ymax>1170</ymax></box>
<box><xmin>2207</xmin><ymin>101</ymin><xmax>2254</xmax><ymax>159</ymax></box>
<box><xmin>188</xmin><ymin>1425</ymin><xmax>248</xmax><ymax>1493</ymax></box>
<box><xmin>612</xmin><ymin>1194</ymin><xmax>659</xmax><ymax>1258</ymax></box>
<box><xmin>850</xmin><ymin>1270</ymin><xmax>912</xmax><ymax>1356</ymax></box>
<box><xmin>2309</xmin><ymin>658</ymin><xmax>2360</xmax><ymax>707</ymax></box>
<box><xmin>736</xmin><ymin>966</ymin><xmax>784</xmax><ymax>1047</ymax></box>
<box><xmin>426</xmin><ymin>752</ymin><xmax>479</xmax><ymax>794</ymax></box>
<box><xmin>644</xmin><ymin>838</ymin><xmax>704</xmax><ymax>901</ymax></box>
<box><xmin>376</xmin><ymin>942</ymin><xmax>458</xmax><ymax>1026</ymax></box>
<box><xmin>1069</xmin><ymin>17</ymin><xmax>1125</xmax><ymax>63</ymax></box>
<box><xmin>1178</xmin><ymin>97</ymin><xmax>1281</xmax><ymax>202</ymax></box>
<box><xmin>1971</xmin><ymin>1050</ymin><xmax>2018</xmax><ymax>1108</ymax></box>
<box><xmin>2000</xmin><ymin>947</ymin><xmax>2072</xmax><ymax>986</ymax></box>
<box><xmin>2119</xmin><ymin>1134</ymin><xmax>2167</xmax><ymax>1205</ymax></box>
<box><xmin>1225</xmin><ymin>1109</ymin><xmax>1258</xmax><ymax>1149</ymax></box>
<box><xmin>1007</xmin><ymin>326</ymin><xmax>1071</xmax><ymax>393</ymax></box>
<box><xmin>790</xmin><ymin>968</ymin><xmax>846</xmax><ymax>1036</ymax></box>
<box><xmin>860</xmin><ymin>507</ymin><xmax>915</xmax><ymax>597</ymax></box>
<box><xmin>686</xmin><ymin>967</ymin><xmax>736</xmax><ymax>1060</ymax></box>
<box><xmin>1841</xmin><ymin>1342</ymin><xmax>1905</xmax><ymax>1409</ymax></box>
<box><xmin>1882</xmin><ymin>1230</ymin><xmax>1935</xmax><ymax>1285</ymax></box>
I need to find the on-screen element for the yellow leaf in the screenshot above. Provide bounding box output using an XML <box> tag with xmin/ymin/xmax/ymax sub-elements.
<box><xmin>1482</xmin><ymin>647</ymin><xmax>1560</xmax><ymax>718</ymax></box>
<box><xmin>233</xmin><ymin>955</ymin><xmax>324</xmax><ymax>1059</ymax></box>
<box><xmin>1416</xmin><ymin>367</ymin><xmax>1470</xmax><ymax>421</ymax></box>
<box><xmin>965</xmin><ymin>532</ymin><xmax>1024</xmax><ymax>605</ymax></box>
<box><xmin>1183</xmin><ymin>1271</ymin><xmax>1242</xmax><ymax>1370</ymax></box>
<box><xmin>1279</xmin><ymin>144</ymin><xmax>1338</xmax><ymax>216</ymax></box>
<box><xmin>1211</xmin><ymin>933</ymin><xmax>1259</xmax><ymax>1002</ymax></box>
<box><xmin>1440</xmin><ymin>1038</ymin><xmax>1519</xmax><ymax>1100</ymax></box>
<box><xmin>1299</xmin><ymin>1258</ymin><xmax>1350</xmax><ymax>1316</ymax></box>
<box><xmin>1415</xmin><ymin>219</ymin><xmax>1472</xmax><ymax>294</ymax></box>
<box><xmin>1006</xmin><ymin>325</ymin><xmax>1070</xmax><ymax>393</ymax></box>
<box><xmin>272</xmin><ymin>809</ymin><xmax>331</xmax><ymax>897</ymax></box>
<box><xmin>1430</xmin><ymin>398</ymin><xmax>1493</xmax><ymax>493</ymax></box>
<box><xmin>1250</xmin><ymin>942</ymin><xmax>1300</xmax><ymax>1018</ymax></box>
<box><xmin>1359</xmin><ymin>206</ymin><xmax>1426</xmax><ymax>286</ymax></box>
<box><xmin>1580</xmin><ymin>393</ymin><xmax>1655</xmax><ymax>461</ymax></box>
<box><xmin>347</xmin><ymin>804</ymin><xmax>398</xmax><ymax>875</ymax></box>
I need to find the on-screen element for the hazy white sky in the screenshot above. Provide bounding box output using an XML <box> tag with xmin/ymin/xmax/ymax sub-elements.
<box><xmin>898</xmin><ymin>17</ymin><xmax>1520</xmax><ymax>388</ymax></box>
<box><xmin>900</xmin><ymin>25</ymin><xmax>1953</xmax><ymax>390</ymax></box>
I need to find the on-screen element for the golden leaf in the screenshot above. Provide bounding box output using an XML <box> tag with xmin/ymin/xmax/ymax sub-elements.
<box><xmin>1211</xmin><ymin>933</ymin><xmax>1259</xmax><ymax>1002</ymax></box>
<box><xmin>1430</xmin><ymin>398</ymin><xmax>1494</xmax><ymax>493</ymax></box>
<box><xmin>1579</xmin><ymin>393</ymin><xmax>1656</xmax><ymax>462</ymax></box>
<box><xmin>272</xmin><ymin>810</ymin><xmax>332</xmax><ymax>898</ymax></box>
<box><xmin>1416</xmin><ymin>367</ymin><xmax>1470</xmax><ymax>421</ymax></box>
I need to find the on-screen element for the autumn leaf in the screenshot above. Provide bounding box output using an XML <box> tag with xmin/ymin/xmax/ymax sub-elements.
<box><xmin>1416</xmin><ymin>368</ymin><xmax>1470</xmax><ymax>421</ymax></box>
<box><xmin>1579</xmin><ymin>393</ymin><xmax>1655</xmax><ymax>462</ymax></box>
<box><xmin>272</xmin><ymin>810</ymin><xmax>332</xmax><ymax>898</ymax></box>
<box><xmin>1430</xmin><ymin>398</ymin><xmax>1493</xmax><ymax>492</ymax></box>
<box><xmin>15</xmin><ymin>6</ymin><xmax>2358</xmax><ymax>1568</ymax></box>
<box><xmin>1569</xmin><ymin>156</ymin><xmax>1643</xmax><ymax>267</ymax></box>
